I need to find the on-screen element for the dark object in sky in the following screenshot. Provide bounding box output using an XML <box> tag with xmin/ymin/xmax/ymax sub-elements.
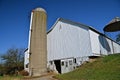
<box><xmin>103</xmin><ymin>17</ymin><xmax>120</xmax><ymax>32</ymax></box>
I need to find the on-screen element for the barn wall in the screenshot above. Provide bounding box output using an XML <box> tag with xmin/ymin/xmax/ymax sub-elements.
<box><xmin>47</xmin><ymin>21</ymin><xmax>92</xmax><ymax>61</ymax></box>
<box><xmin>61</xmin><ymin>58</ymin><xmax>74</xmax><ymax>74</ymax></box>
<box><xmin>99</xmin><ymin>35</ymin><xmax>109</xmax><ymax>55</ymax></box>
<box><xmin>89</xmin><ymin>29</ymin><xmax>116</xmax><ymax>55</ymax></box>
<box><xmin>77</xmin><ymin>26</ymin><xmax>92</xmax><ymax>57</ymax></box>
<box><xmin>89</xmin><ymin>30</ymin><xmax>100</xmax><ymax>55</ymax></box>
<box><xmin>113</xmin><ymin>42</ymin><xmax>120</xmax><ymax>53</ymax></box>
<box><xmin>105</xmin><ymin>38</ymin><xmax>114</xmax><ymax>54</ymax></box>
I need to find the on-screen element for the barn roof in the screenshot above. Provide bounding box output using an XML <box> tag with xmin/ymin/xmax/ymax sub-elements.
<box><xmin>47</xmin><ymin>18</ymin><xmax>101</xmax><ymax>34</ymax></box>
<box><xmin>47</xmin><ymin>18</ymin><xmax>104</xmax><ymax>35</ymax></box>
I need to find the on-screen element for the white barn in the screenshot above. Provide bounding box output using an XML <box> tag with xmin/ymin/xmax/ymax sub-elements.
<box><xmin>24</xmin><ymin>18</ymin><xmax>120</xmax><ymax>74</ymax></box>
<box><xmin>47</xmin><ymin>18</ymin><xmax>92</xmax><ymax>73</ymax></box>
<box><xmin>24</xmin><ymin>49</ymin><xmax>29</xmax><ymax>72</ymax></box>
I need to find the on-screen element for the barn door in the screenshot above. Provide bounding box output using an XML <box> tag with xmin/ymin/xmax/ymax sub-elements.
<box><xmin>54</xmin><ymin>60</ymin><xmax>61</xmax><ymax>73</ymax></box>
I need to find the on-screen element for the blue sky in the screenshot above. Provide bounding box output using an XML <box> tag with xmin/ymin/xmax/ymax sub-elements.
<box><xmin>0</xmin><ymin>0</ymin><xmax>120</xmax><ymax>54</ymax></box>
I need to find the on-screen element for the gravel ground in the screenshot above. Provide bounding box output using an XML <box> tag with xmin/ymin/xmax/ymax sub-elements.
<box><xmin>22</xmin><ymin>73</ymin><xmax>58</xmax><ymax>80</ymax></box>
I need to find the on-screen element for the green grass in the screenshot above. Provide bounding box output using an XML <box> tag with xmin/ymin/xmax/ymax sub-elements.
<box><xmin>56</xmin><ymin>54</ymin><xmax>120</xmax><ymax>80</ymax></box>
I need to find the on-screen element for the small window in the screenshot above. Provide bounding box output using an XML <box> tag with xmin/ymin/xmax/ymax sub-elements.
<box><xmin>61</xmin><ymin>61</ymin><xmax>64</xmax><ymax>66</ymax></box>
<box><xmin>26</xmin><ymin>63</ymin><xmax>29</xmax><ymax>68</ymax></box>
<box><xmin>69</xmin><ymin>60</ymin><xmax>72</xmax><ymax>65</ymax></box>
<box><xmin>74</xmin><ymin>58</ymin><xmax>76</xmax><ymax>63</ymax></box>
<box><xmin>66</xmin><ymin>62</ymin><xmax>68</xmax><ymax>67</ymax></box>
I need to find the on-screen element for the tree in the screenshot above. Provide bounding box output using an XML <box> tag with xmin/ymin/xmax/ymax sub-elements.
<box><xmin>1</xmin><ymin>48</ymin><xmax>24</xmax><ymax>75</ymax></box>
<box><xmin>116</xmin><ymin>34</ymin><xmax>120</xmax><ymax>43</ymax></box>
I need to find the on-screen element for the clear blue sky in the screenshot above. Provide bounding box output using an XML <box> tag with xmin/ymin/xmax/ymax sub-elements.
<box><xmin>0</xmin><ymin>0</ymin><xmax>120</xmax><ymax>54</ymax></box>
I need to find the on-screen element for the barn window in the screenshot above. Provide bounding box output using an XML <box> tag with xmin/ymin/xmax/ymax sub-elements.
<box><xmin>26</xmin><ymin>63</ymin><xmax>29</xmax><ymax>68</ymax></box>
<box><xmin>61</xmin><ymin>61</ymin><xmax>64</xmax><ymax>66</ymax></box>
<box><xmin>74</xmin><ymin>58</ymin><xmax>76</xmax><ymax>63</ymax></box>
<box><xmin>66</xmin><ymin>62</ymin><xmax>68</xmax><ymax>67</ymax></box>
<box><xmin>69</xmin><ymin>60</ymin><xmax>72</xmax><ymax>65</ymax></box>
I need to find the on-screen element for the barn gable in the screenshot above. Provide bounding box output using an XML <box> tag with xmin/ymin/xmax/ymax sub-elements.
<box><xmin>47</xmin><ymin>18</ymin><xmax>92</xmax><ymax>61</ymax></box>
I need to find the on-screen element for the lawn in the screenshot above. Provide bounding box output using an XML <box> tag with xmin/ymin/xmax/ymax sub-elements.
<box><xmin>56</xmin><ymin>54</ymin><xmax>120</xmax><ymax>80</ymax></box>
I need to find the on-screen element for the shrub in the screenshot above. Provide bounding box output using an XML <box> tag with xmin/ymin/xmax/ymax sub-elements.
<box><xmin>19</xmin><ymin>70</ymin><xmax>29</xmax><ymax>76</ymax></box>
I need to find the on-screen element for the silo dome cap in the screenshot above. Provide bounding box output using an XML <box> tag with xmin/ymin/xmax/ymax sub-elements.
<box><xmin>103</xmin><ymin>17</ymin><xmax>120</xmax><ymax>32</ymax></box>
<box><xmin>33</xmin><ymin>7</ymin><xmax>46</xmax><ymax>13</ymax></box>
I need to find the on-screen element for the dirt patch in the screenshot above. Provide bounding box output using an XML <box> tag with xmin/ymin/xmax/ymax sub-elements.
<box><xmin>22</xmin><ymin>73</ymin><xmax>58</xmax><ymax>80</ymax></box>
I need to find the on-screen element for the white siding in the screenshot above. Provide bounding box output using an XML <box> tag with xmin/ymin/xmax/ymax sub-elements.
<box><xmin>99</xmin><ymin>36</ymin><xmax>109</xmax><ymax>55</ymax></box>
<box><xmin>61</xmin><ymin>58</ymin><xmax>74</xmax><ymax>74</ymax></box>
<box><xmin>113</xmin><ymin>42</ymin><xmax>120</xmax><ymax>53</ymax></box>
<box><xmin>24</xmin><ymin>50</ymin><xmax>29</xmax><ymax>72</ymax></box>
<box><xmin>75</xmin><ymin>56</ymin><xmax>89</xmax><ymax>66</ymax></box>
<box><xmin>89</xmin><ymin>30</ymin><xmax>100</xmax><ymax>55</ymax></box>
<box><xmin>89</xmin><ymin>30</ymin><xmax>115</xmax><ymax>55</ymax></box>
<box><xmin>77</xmin><ymin>26</ymin><xmax>92</xmax><ymax>57</ymax></box>
<box><xmin>47</xmin><ymin>21</ymin><xmax>92</xmax><ymax>61</ymax></box>
<box><xmin>105</xmin><ymin>38</ymin><xmax>114</xmax><ymax>54</ymax></box>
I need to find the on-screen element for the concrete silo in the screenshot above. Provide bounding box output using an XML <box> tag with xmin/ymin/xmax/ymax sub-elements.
<box><xmin>28</xmin><ymin>7</ymin><xmax>47</xmax><ymax>76</ymax></box>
